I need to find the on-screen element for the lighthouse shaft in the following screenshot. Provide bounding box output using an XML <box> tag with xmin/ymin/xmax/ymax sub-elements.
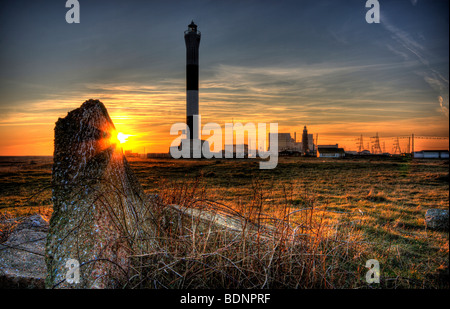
<box><xmin>184</xmin><ymin>22</ymin><xmax>201</xmax><ymax>140</ymax></box>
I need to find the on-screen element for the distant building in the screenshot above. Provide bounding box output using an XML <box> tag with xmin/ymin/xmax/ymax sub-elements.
<box><xmin>301</xmin><ymin>126</ymin><xmax>316</xmax><ymax>155</ymax></box>
<box><xmin>317</xmin><ymin>145</ymin><xmax>345</xmax><ymax>158</ymax></box>
<box><xmin>124</xmin><ymin>150</ymin><xmax>139</xmax><ymax>157</ymax></box>
<box><xmin>307</xmin><ymin>134</ymin><xmax>314</xmax><ymax>153</ymax></box>
<box><xmin>147</xmin><ymin>153</ymin><xmax>171</xmax><ymax>158</ymax></box>
<box><xmin>223</xmin><ymin>144</ymin><xmax>249</xmax><ymax>158</ymax></box>
<box><xmin>270</xmin><ymin>133</ymin><xmax>302</xmax><ymax>153</ymax></box>
<box><xmin>413</xmin><ymin>150</ymin><xmax>449</xmax><ymax>159</ymax></box>
<box><xmin>318</xmin><ymin>144</ymin><xmax>338</xmax><ymax>149</ymax></box>
<box><xmin>269</xmin><ymin>128</ymin><xmax>317</xmax><ymax>155</ymax></box>
<box><xmin>169</xmin><ymin>139</ymin><xmax>210</xmax><ymax>158</ymax></box>
<box><xmin>345</xmin><ymin>151</ymin><xmax>358</xmax><ymax>155</ymax></box>
<box><xmin>302</xmin><ymin>126</ymin><xmax>309</xmax><ymax>155</ymax></box>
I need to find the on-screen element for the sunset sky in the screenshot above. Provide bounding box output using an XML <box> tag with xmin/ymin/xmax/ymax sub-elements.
<box><xmin>0</xmin><ymin>0</ymin><xmax>448</xmax><ymax>155</ymax></box>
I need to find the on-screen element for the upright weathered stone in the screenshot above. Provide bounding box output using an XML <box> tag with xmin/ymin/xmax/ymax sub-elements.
<box><xmin>46</xmin><ymin>99</ymin><xmax>156</xmax><ymax>289</ymax></box>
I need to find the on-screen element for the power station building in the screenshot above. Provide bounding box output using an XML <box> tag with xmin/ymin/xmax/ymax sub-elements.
<box><xmin>276</xmin><ymin>133</ymin><xmax>302</xmax><ymax>152</ymax></box>
<box><xmin>269</xmin><ymin>126</ymin><xmax>316</xmax><ymax>155</ymax></box>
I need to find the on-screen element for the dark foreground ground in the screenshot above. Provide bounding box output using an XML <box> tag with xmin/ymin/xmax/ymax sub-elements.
<box><xmin>0</xmin><ymin>155</ymin><xmax>448</xmax><ymax>288</ymax></box>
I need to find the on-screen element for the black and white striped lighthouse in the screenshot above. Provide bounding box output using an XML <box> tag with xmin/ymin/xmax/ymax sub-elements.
<box><xmin>184</xmin><ymin>21</ymin><xmax>201</xmax><ymax>140</ymax></box>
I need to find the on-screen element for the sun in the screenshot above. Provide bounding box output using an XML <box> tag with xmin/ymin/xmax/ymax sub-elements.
<box><xmin>108</xmin><ymin>130</ymin><xmax>132</xmax><ymax>146</ymax></box>
<box><xmin>116</xmin><ymin>132</ymin><xmax>130</xmax><ymax>144</ymax></box>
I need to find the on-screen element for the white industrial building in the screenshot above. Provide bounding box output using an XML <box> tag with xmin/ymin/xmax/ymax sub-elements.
<box><xmin>317</xmin><ymin>144</ymin><xmax>345</xmax><ymax>158</ymax></box>
<box><xmin>413</xmin><ymin>150</ymin><xmax>449</xmax><ymax>159</ymax></box>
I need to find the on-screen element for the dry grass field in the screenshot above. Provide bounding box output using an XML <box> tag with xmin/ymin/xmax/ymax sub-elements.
<box><xmin>0</xmin><ymin>155</ymin><xmax>448</xmax><ymax>288</ymax></box>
